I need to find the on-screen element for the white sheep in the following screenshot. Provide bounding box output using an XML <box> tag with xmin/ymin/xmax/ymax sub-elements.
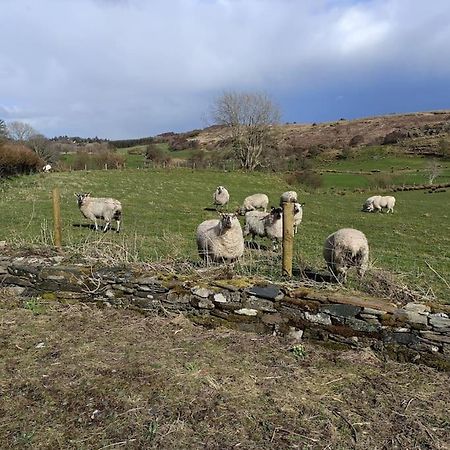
<box><xmin>196</xmin><ymin>213</ymin><xmax>244</xmax><ymax>263</ymax></box>
<box><xmin>243</xmin><ymin>207</ymin><xmax>283</xmax><ymax>250</ymax></box>
<box><xmin>280</xmin><ymin>190</ymin><xmax>298</xmax><ymax>205</ymax></box>
<box><xmin>42</xmin><ymin>164</ymin><xmax>52</xmax><ymax>173</ymax></box>
<box><xmin>213</xmin><ymin>186</ymin><xmax>230</xmax><ymax>209</ymax></box>
<box><xmin>293</xmin><ymin>202</ymin><xmax>304</xmax><ymax>234</ymax></box>
<box><xmin>363</xmin><ymin>195</ymin><xmax>396</xmax><ymax>213</ymax></box>
<box><xmin>239</xmin><ymin>193</ymin><xmax>269</xmax><ymax>215</ymax></box>
<box><xmin>75</xmin><ymin>192</ymin><xmax>122</xmax><ymax>232</ymax></box>
<box><xmin>323</xmin><ymin>228</ymin><xmax>369</xmax><ymax>281</ymax></box>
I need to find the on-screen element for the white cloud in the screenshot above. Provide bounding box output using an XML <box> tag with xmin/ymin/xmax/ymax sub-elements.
<box><xmin>0</xmin><ymin>0</ymin><xmax>449</xmax><ymax>138</ymax></box>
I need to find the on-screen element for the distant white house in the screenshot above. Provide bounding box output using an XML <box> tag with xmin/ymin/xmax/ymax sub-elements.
<box><xmin>43</xmin><ymin>164</ymin><xmax>52</xmax><ymax>173</ymax></box>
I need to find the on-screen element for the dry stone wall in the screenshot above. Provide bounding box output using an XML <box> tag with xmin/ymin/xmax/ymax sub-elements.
<box><xmin>1</xmin><ymin>255</ymin><xmax>449</xmax><ymax>370</ymax></box>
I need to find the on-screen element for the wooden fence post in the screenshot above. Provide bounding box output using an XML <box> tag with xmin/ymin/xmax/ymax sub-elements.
<box><xmin>52</xmin><ymin>188</ymin><xmax>62</xmax><ymax>248</ymax></box>
<box><xmin>282</xmin><ymin>202</ymin><xmax>294</xmax><ymax>277</ymax></box>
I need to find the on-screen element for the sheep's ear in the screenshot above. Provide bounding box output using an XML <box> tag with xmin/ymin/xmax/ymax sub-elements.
<box><xmin>74</xmin><ymin>193</ymin><xmax>78</xmax><ymax>197</ymax></box>
<box><xmin>86</xmin><ymin>192</ymin><xmax>91</xmax><ymax>197</ymax></box>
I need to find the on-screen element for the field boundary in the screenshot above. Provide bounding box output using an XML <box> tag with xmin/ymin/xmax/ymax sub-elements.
<box><xmin>1</xmin><ymin>254</ymin><xmax>449</xmax><ymax>371</ymax></box>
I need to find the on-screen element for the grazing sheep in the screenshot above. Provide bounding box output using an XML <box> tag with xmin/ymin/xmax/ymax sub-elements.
<box><xmin>213</xmin><ymin>186</ymin><xmax>230</xmax><ymax>209</ymax></box>
<box><xmin>293</xmin><ymin>202</ymin><xmax>304</xmax><ymax>234</ymax></box>
<box><xmin>75</xmin><ymin>192</ymin><xmax>122</xmax><ymax>232</ymax></box>
<box><xmin>280</xmin><ymin>190</ymin><xmax>298</xmax><ymax>205</ymax></box>
<box><xmin>363</xmin><ymin>195</ymin><xmax>396</xmax><ymax>213</ymax></box>
<box><xmin>244</xmin><ymin>207</ymin><xmax>283</xmax><ymax>250</ymax></box>
<box><xmin>196</xmin><ymin>213</ymin><xmax>244</xmax><ymax>263</ymax></box>
<box><xmin>323</xmin><ymin>228</ymin><xmax>369</xmax><ymax>281</ymax></box>
<box><xmin>239</xmin><ymin>193</ymin><xmax>269</xmax><ymax>215</ymax></box>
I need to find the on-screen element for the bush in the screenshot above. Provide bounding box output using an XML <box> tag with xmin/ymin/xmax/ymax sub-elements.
<box><xmin>72</xmin><ymin>149</ymin><xmax>125</xmax><ymax>170</ymax></box>
<box><xmin>382</xmin><ymin>129</ymin><xmax>407</xmax><ymax>145</ymax></box>
<box><xmin>145</xmin><ymin>144</ymin><xmax>171</xmax><ymax>166</ymax></box>
<box><xmin>187</xmin><ymin>150</ymin><xmax>208</xmax><ymax>168</ymax></box>
<box><xmin>0</xmin><ymin>142</ymin><xmax>44</xmax><ymax>176</ymax></box>
<box><xmin>366</xmin><ymin>173</ymin><xmax>394</xmax><ymax>189</ymax></box>
<box><xmin>285</xmin><ymin>169</ymin><xmax>323</xmax><ymax>191</ymax></box>
<box><xmin>349</xmin><ymin>135</ymin><xmax>364</xmax><ymax>147</ymax></box>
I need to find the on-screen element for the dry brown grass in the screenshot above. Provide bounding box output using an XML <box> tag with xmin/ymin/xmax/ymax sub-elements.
<box><xmin>1</xmin><ymin>291</ymin><xmax>449</xmax><ymax>449</ymax></box>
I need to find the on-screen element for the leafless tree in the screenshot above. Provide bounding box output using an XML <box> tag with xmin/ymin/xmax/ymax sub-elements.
<box><xmin>0</xmin><ymin>119</ymin><xmax>7</xmax><ymax>141</ymax></box>
<box><xmin>212</xmin><ymin>91</ymin><xmax>280</xmax><ymax>170</ymax></box>
<box><xmin>7</xmin><ymin>120</ymin><xmax>38</xmax><ymax>141</ymax></box>
<box><xmin>426</xmin><ymin>159</ymin><xmax>441</xmax><ymax>184</ymax></box>
<box><xmin>27</xmin><ymin>134</ymin><xmax>57</xmax><ymax>163</ymax></box>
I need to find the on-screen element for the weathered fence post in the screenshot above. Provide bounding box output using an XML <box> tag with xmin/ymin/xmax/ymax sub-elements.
<box><xmin>282</xmin><ymin>202</ymin><xmax>294</xmax><ymax>277</ymax></box>
<box><xmin>52</xmin><ymin>188</ymin><xmax>62</xmax><ymax>248</ymax></box>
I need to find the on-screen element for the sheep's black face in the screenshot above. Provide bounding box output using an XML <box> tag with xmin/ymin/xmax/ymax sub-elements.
<box><xmin>220</xmin><ymin>213</ymin><xmax>235</xmax><ymax>229</ymax></box>
<box><xmin>271</xmin><ymin>207</ymin><xmax>283</xmax><ymax>220</ymax></box>
<box><xmin>75</xmin><ymin>192</ymin><xmax>90</xmax><ymax>207</ymax></box>
<box><xmin>217</xmin><ymin>186</ymin><xmax>223</xmax><ymax>194</ymax></box>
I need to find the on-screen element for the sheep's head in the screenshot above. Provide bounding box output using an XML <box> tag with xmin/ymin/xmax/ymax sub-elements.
<box><xmin>216</xmin><ymin>186</ymin><xmax>224</xmax><ymax>194</ymax></box>
<box><xmin>74</xmin><ymin>192</ymin><xmax>91</xmax><ymax>207</ymax></box>
<box><xmin>293</xmin><ymin>203</ymin><xmax>305</xmax><ymax>214</ymax></box>
<box><xmin>270</xmin><ymin>207</ymin><xmax>283</xmax><ymax>221</ymax></box>
<box><xmin>219</xmin><ymin>212</ymin><xmax>237</xmax><ymax>229</ymax></box>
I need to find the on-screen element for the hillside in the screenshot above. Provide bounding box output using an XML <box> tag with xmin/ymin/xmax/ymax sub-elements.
<box><xmin>175</xmin><ymin>110</ymin><xmax>450</xmax><ymax>158</ymax></box>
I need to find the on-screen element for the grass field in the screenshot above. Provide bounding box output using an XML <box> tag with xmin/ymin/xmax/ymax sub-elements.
<box><xmin>0</xmin><ymin>165</ymin><xmax>449</xmax><ymax>302</ymax></box>
<box><xmin>1</xmin><ymin>294</ymin><xmax>449</xmax><ymax>449</ymax></box>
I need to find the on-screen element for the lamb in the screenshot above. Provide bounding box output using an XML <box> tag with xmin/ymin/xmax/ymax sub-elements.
<box><xmin>323</xmin><ymin>228</ymin><xmax>369</xmax><ymax>281</ymax></box>
<box><xmin>293</xmin><ymin>202</ymin><xmax>304</xmax><ymax>234</ymax></box>
<box><xmin>196</xmin><ymin>213</ymin><xmax>244</xmax><ymax>263</ymax></box>
<box><xmin>243</xmin><ymin>207</ymin><xmax>283</xmax><ymax>250</ymax></box>
<box><xmin>42</xmin><ymin>164</ymin><xmax>52</xmax><ymax>173</ymax></box>
<box><xmin>213</xmin><ymin>186</ymin><xmax>230</xmax><ymax>209</ymax></box>
<box><xmin>239</xmin><ymin>193</ymin><xmax>269</xmax><ymax>215</ymax></box>
<box><xmin>362</xmin><ymin>195</ymin><xmax>396</xmax><ymax>213</ymax></box>
<box><xmin>280</xmin><ymin>190</ymin><xmax>298</xmax><ymax>205</ymax></box>
<box><xmin>75</xmin><ymin>192</ymin><xmax>122</xmax><ymax>232</ymax></box>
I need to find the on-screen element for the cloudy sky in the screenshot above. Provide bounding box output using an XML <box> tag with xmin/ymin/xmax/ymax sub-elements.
<box><xmin>1</xmin><ymin>0</ymin><xmax>450</xmax><ymax>139</ymax></box>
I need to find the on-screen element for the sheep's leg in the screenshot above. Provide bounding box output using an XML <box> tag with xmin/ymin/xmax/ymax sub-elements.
<box><xmin>94</xmin><ymin>219</ymin><xmax>99</xmax><ymax>231</ymax></box>
<box><xmin>103</xmin><ymin>221</ymin><xmax>110</xmax><ymax>232</ymax></box>
<box><xmin>116</xmin><ymin>219</ymin><xmax>121</xmax><ymax>233</ymax></box>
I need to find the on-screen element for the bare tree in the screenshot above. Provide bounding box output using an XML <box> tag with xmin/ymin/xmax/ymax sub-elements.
<box><xmin>212</xmin><ymin>91</ymin><xmax>280</xmax><ymax>170</ymax></box>
<box><xmin>0</xmin><ymin>119</ymin><xmax>7</xmax><ymax>141</ymax></box>
<box><xmin>7</xmin><ymin>121</ymin><xmax>38</xmax><ymax>141</ymax></box>
<box><xmin>27</xmin><ymin>134</ymin><xmax>58</xmax><ymax>163</ymax></box>
<box><xmin>426</xmin><ymin>159</ymin><xmax>441</xmax><ymax>184</ymax></box>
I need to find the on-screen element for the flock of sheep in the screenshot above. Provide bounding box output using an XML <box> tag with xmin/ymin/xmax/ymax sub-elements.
<box><xmin>74</xmin><ymin>187</ymin><xmax>396</xmax><ymax>282</ymax></box>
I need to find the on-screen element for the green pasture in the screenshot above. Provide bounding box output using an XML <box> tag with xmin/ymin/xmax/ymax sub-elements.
<box><xmin>1</xmin><ymin>168</ymin><xmax>449</xmax><ymax>301</ymax></box>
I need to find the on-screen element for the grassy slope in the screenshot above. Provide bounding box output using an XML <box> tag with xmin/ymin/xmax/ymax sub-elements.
<box><xmin>1</xmin><ymin>296</ymin><xmax>449</xmax><ymax>449</ymax></box>
<box><xmin>0</xmin><ymin>167</ymin><xmax>449</xmax><ymax>301</ymax></box>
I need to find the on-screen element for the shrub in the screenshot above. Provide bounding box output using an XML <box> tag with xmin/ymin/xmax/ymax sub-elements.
<box><xmin>0</xmin><ymin>142</ymin><xmax>44</xmax><ymax>177</ymax></box>
<box><xmin>145</xmin><ymin>144</ymin><xmax>171</xmax><ymax>166</ymax></box>
<box><xmin>285</xmin><ymin>169</ymin><xmax>323</xmax><ymax>191</ymax></box>
<box><xmin>382</xmin><ymin>129</ymin><xmax>407</xmax><ymax>145</ymax></box>
<box><xmin>366</xmin><ymin>173</ymin><xmax>394</xmax><ymax>189</ymax></box>
<box><xmin>187</xmin><ymin>149</ymin><xmax>208</xmax><ymax>169</ymax></box>
<box><xmin>72</xmin><ymin>149</ymin><xmax>125</xmax><ymax>170</ymax></box>
<box><xmin>349</xmin><ymin>135</ymin><xmax>364</xmax><ymax>147</ymax></box>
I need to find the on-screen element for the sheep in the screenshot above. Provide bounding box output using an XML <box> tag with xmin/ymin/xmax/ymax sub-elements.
<box><xmin>323</xmin><ymin>228</ymin><xmax>369</xmax><ymax>281</ymax></box>
<box><xmin>42</xmin><ymin>164</ymin><xmax>52</xmax><ymax>173</ymax></box>
<box><xmin>239</xmin><ymin>193</ymin><xmax>269</xmax><ymax>215</ymax></box>
<box><xmin>75</xmin><ymin>192</ymin><xmax>122</xmax><ymax>232</ymax></box>
<box><xmin>363</xmin><ymin>195</ymin><xmax>396</xmax><ymax>213</ymax></box>
<box><xmin>293</xmin><ymin>202</ymin><xmax>305</xmax><ymax>234</ymax></box>
<box><xmin>243</xmin><ymin>207</ymin><xmax>283</xmax><ymax>250</ymax></box>
<box><xmin>362</xmin><ymin>195</ymin><xmax>380</xmax><ymax>212</ymax></box>
<box><xmin>213</xmin><ymin>186</ymin><xmax>230</xmax><ymax>209</ymax></box>
<box><xmin>280</xmin><ymin>190</ymin><xmax>298</xmax><ymax>205</ymax></box>
<box><xmin>196</xmin><ymin>213</ymin><xmax>244</xmax><ymax>263</ymax></box>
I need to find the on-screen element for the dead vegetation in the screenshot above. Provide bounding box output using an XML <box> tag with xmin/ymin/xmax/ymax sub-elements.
<box><xmin>1</xmin><ymin>292</ymin><xmax>449</xmax><ymax>449</ymax></box>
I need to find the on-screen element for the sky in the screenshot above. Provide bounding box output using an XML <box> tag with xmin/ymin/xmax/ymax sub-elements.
<box><xmin>1</xmin><ymin>0</ymin><xmax>450</xmax><ymax>139</ymax></box>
